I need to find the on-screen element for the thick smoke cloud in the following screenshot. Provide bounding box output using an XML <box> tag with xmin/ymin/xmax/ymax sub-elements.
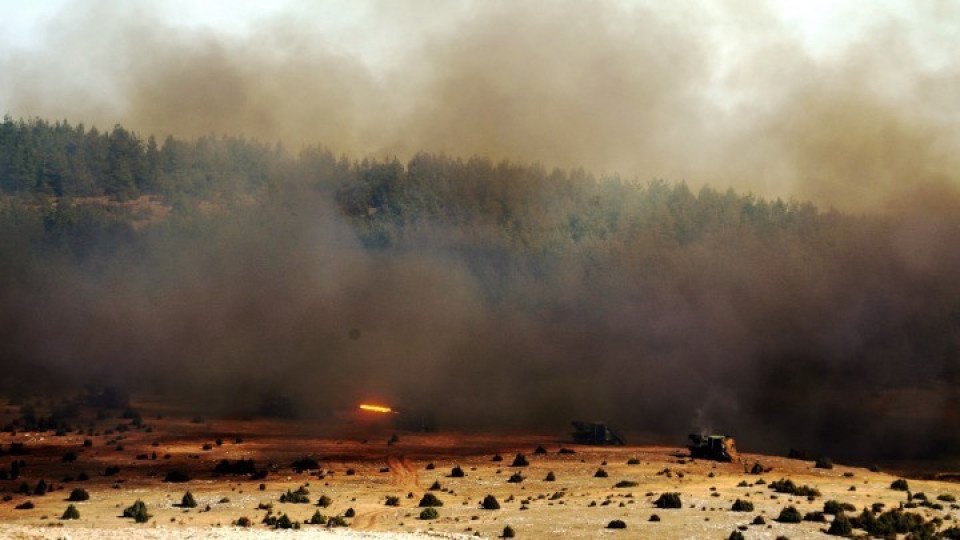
<box><xmin>3</xmin><ymin>0</ymin><xmax>958</xmax><ymax>210</ymax></box>
<box><xmin>1</xmin><ymin>1</ymin><xmax>959</xmax><ymax>460</ymax></box>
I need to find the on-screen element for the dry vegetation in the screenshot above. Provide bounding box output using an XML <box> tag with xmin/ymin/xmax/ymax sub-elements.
<box><xmin>0</xmin><ymin>399</ymin><xmax>959</xmax><ymax>539</ymax></box>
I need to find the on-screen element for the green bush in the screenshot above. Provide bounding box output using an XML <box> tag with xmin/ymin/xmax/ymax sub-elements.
<box><xmin>344</xmin><ymin>507</ymin><xmax>355</xmax><ymax>517</ymax></box>
<box><xmin>450</xmin><ymin>465</ymin><xmax>465</xmax><ymax>478</ymax></box>
<box><xmin>326</xmin><ymin>515</ymin><xmax>348</xmax><ymax>527</ymax></box>
<box><xmin>729</xmin><ymin>531</ymin><xmax>744</xmax><ymax>540</ymax></box>
<box><xmin>654</xmin><ymin>493</ymin><xmax>681</xmax><ymax>509</ymax></box>
<box><xmin>385</xmin><ymin>495</ymin><xmax>400</xmax><ymax>506</ymax></box>
<box><xmin>731</xmin><ymin>499</ymin><xmax>753</xmax><ymax>512</ymax></box>
<box><xmin>419</xmin><ymin>507</ymin><xmax>439</xmax><ymax>520</ymax></box>
<box><xmin>823</xmin><ymin>500</ymin><xmax>856</xmax><ymax>515</ymax></box>
<box><xmin>544</xmin><ymin>471</ymin><xmax>556</xmax><ymax>482</ymax></box>
<box><xmin>606</xmin><ymin>519</ymin><xmax>627</xmax><ymax>529</ymax></box>
<box><xmin>61</xmin><ymin>504</ymin><xmax>80</xmax><ymax>520</ymax></box>
<box><xmin>814</xmin><ymin>457</ymin><xmax>834</xmax><ymax>469</ymax></box>
<box><xmin>316</xmin><ymin>495</ymin><xmax>332</xmax><ymax>507</ymax></box>
<box><xmin>280</xmin><ymin>485</ymin><xmax>310</xmax><ymax>504</ymax></box>
<box><xmin>777</xmin><ymin>506</ymin><xmax>802</xmax><ymax>523</ymax></box>
<box><xmin>429</xmin><ymin>480</ymin><xmax>442</xmax><ymax>491</ymax></box>
<box><xmin>769</xmin><ymin>478</ymin><xmax>820</xmax><ymax>497</ymax></box>
<box><xmin>68</xmin><ymin>488</ymin><xmax>90</xmax><ymax>501</ymax></box>
<box><xmin>122</xmin><ymin>499</ymin><xmax>151</xmax><ymax>523</ymax></box>
<box><xmin>507</xmin><ymin>472</ymin><xmax>524</xmax><ymax>483</ymax></box>
<box><xmin>827</xmin><ymin>512</ymin><xmax>853</xmax><ymax>536</ymax></box>
<box><xmin>419</xmin><ymin>493</ymin><xmax>443</xmax><ymax>507</ymax></box>
<box><xmin>890</xmin><ymin>479</ymin><xmax>909</xmax><ymax>491</ymax></box>
<box><xmin>274</xmin><ymin>513</ymin><xmax>296</xmax><ymax>529</ymax></box>
<box><xmin>502</xmin><ymin>525</ymin><xmax>516</xmax><ymax>538</ymax></box>
<box><xmin>511</xmin><ymin>454</ymin><xmax>529</xmax><ymax>467</ymax></box>
<box><xmin>615</xmin><ymin>480</ymin><xmax>638</xmax><ymax>488</ymax></box>
<box><xmin>627</xmin><ymin>458</ymin><xmax>640</xmax><ymax>465</ymax></box>
<box><xmin>481</xmin><ymin>494</ymin><xmax>500</xmax><ymax>510</ymax></box>
<box><xmin>309</xmin><ymin>510</ymin><xmax>326</xmax><ymax>524</ymax></box>
<box><xmin>180</xmin><ymin>491</ymin><xmax>197</xmax><ymax>508</ymax></box>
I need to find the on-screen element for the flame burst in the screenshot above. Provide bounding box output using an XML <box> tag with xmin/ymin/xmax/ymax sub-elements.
<box><xmin>359</xmin><ymin>404</ymin><xmax>394</xmax><ymax>414</ymax></box>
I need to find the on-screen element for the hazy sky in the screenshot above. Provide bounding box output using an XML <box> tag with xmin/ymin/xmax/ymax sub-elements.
<box><xmin>1</xmin><ymin>0</ymin><xmax>957</xmax><ymax>209</ymax></box>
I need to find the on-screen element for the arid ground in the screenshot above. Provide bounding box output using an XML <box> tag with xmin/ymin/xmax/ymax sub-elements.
<box><xmin>0</xmin><ymin>399</ymin><xmax>958</xmax><ymax>539</ymax></box>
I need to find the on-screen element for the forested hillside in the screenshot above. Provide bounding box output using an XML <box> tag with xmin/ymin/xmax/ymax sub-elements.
<box><xmin>1</xmin><ymin>117</ymin><xmax>958</xmax><ymax>459</ymax></box>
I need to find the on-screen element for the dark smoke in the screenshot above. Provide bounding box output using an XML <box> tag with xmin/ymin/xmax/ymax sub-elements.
<box><xmin>0</xmin><ymin>1</ymin><xmax>959</xmax><ymax>460</ymax></box>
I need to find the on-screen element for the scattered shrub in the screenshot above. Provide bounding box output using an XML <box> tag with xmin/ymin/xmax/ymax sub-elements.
<box><xmin>61</xmin><ymin>451</ymin><xmax>77</xmax><ymax>463</ymax></box>
<box><xmin>752</xmin><ymin>515</ymin><xmax>765</xmax><ymax>525</ymax></box>
<box><xmin>62</xmin><ymin>504</ymin><xmax>80</xmax><ymax>520</ymax></box>
<box><xmin>429</xmin><ymin>480</ymin><xmax>442</xmax><ymax>491</ymax></box>
<box><xmin>769</xmin><ymin>478</ymin><xmax>820</xmax><ymax>497</ymax></box>
<box><xmin>34</xmin><ymin>479</ymin><xmax>48</xmax><ymax>495</ymax></box>
<box><xmin>450</xmin><ymin>465</ymin><xmax>465</xmax><ymax>478</ymax></box>
<box><xmin>507</xmin><ymin>472</ymin><xmax>524</xmax><ymax>483</ymax></box>
<box><xmin>728</xmin><ymin>531</ymin><xmax>744</xmax><ymax>540</ymax></box>
<box><xmin>213</xmin><ymin>459</ymin><xmax>256</xmax><ymax>475</ymax></box>
<box><xmin>890</xmin><ymin>479</ymin><xmax>909</xmax><ymax>491</ymax></box>
<box><xmin>492</xmin><ymin>454</ymin><xmax>503</xmax><ymax>462</ymax></box>
<box><xmin>627</xmin><ymin>458</ymin><xmax>640</xmax><ymax>465</ymax></box>
<box><xmin>804</xmin><ymin>511</ymin><xmax>826</xmax><ymax>522</ymax></box>
<box><xmin>815</xmin><ymin>457</ymin><xmax>834</xmax><ymax>469</ymax></box>
<box><xmin>827</xmin><ymin>512</ymin><xmax>853</xmax><ymax>536</ymax></box>
<box><xmin>419</xmin><ymin>493</ymin><xmax>443</xmax><ymax>507</ymax></box>
<box><xmin>309</xmin><ymin>510</ymin><xmax>326</xmax><ymax>524</ymax></box>
<box><xmin>654</xmin><ymin>493</ymin><xmax>681</xmax><ymax>509</ymax></box>
<box><xmin>122</xmin><ymin>499</ymin><xmax>150</xmax><ymax>523</ymax></box>
<box><xmin>649</xmin><ymin>514</ymin><xmax>661</xmax><ymax>522</ymax></box>
<box><xmin>279</xmin><ymin>486</ymin><xmax>310</xmax><ymax>504</ymax></box>
<box><xmin>344</xmin><ymin>507</ymin><xmax>355</xmax><ymax>517</ymax></box>
<box><xmin>326</xmin><ymin>515</ymin><xmax>347</xmax><ymax>527</ymax></box>
<box><xmin>235</xmin><ymin>516</ymin><xmax>251</xmax><ymax>527</ymax></box>
<box><xmin>419</xmin><ymin>507</ymin><xmax>438</xmax><ymax>520</ymax></box>
<box><xmin>15</xmin><ymin>500</ymin><xmax>35</xmax><ymax>510</ymax></box>
<box><xmin>594</xmin><ymin>468</ymin><xmax>608</xmax><ymax>478</ymax></box>
<box><xmin>615</xmin><ymin>480</ymin><xmax>638</xmax><ymax>488</ymax></box>
<box><xmin>481</xmin><ymin>495</ymin><xmax>500</xmax><ymax>510</ymax></box>
<box><xmin>67</xmin><ymin>488</ymin><xmax>90</xmax><ymax>502</ymax></box>
<box><xmin>606</xmin><ymin>519</ymin><xmax>627</xmax><ymax>529</ymax></box>
<box><xmin>938</xmin><ymin>494</ymin><xmax>957</xmax><ymax>503</ymax></box>
<box><xmin>511</xmin><ymin>454</ymin><xmax>528</xmax><ymax>467</ymax></box>
<box><xmin>558</xmin><ymin>448</ymin><xmax>575</xmax><ymax>454</ymax></box>
<box><xmin>180</xmin><ymin>492</ymin><xmax>197</xmax><ymax>508</ymax></box>
<box><xmin>385</xmin><ymin>495</ymin><xmax>400</xmax><ymax>506</ymax></box>
<box><xmin>274</xmin><ymin>513</ymin><xmax>296</xmax><ymax>529</ymax></box>
<box><xmin>544</xmin><ymin>471</ymin><xmax>556</xmax><ymax>482</ymax></box>
<box><xmin>502</xmin><ymin>525</ymin><xmax>516</xmax><ymax>538</ymax></box>
<box><xmin>103</xmin><ymin>466</ymin><xmax>120</xmax><ymax>476</ymax></box>
<box><xmin>731</xmin><ymin>499</ymin><xmax>754</xmax><ymax>512</ymax></box>
<box><xmin>823</xmin><ymin>500</ymin><xmax>856</xmax><ymax>515</ymax></box>
<box><xmin>316</xmin><ymin>495</ymin><xmax>332</xmax><ymax>508</ymax></box>
<box><xmin>777</xmin><ymin>506</ymin><xmax>802</xmax><ymax>523</ymax></box>
<box><xmin>533</xmin><ymin>445</ymin><xmax>547</xmax><ymax>455</ymax></box>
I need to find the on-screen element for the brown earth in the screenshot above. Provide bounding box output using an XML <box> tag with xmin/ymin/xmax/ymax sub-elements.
<box><xmin>0</xmin><ymin>400</ymin><xmax>958</xmax><ymax>539</ymax></box>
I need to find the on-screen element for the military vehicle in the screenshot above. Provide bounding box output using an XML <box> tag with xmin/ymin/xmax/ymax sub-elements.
<box><xmin>688</xmin><ymin>433</ymin><xmax>739</xmax><ymax>462</ymax></box>
<box><xmin>571</xmin><ymin>421</ymin><xmax>625</xmax><ymax>445</ymax></box>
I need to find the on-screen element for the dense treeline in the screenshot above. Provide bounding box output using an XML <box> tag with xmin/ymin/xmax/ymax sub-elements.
<box><xmin>1</xmin><ymin>118</ymin><xmax>958</xmax><ymax>459</ymax></box>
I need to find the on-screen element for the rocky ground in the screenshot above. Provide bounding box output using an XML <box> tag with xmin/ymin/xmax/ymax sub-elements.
<box><xmin>0</xmin><ymin>400</ymin><xmax>958</xmax><ymax>539</ymax></box>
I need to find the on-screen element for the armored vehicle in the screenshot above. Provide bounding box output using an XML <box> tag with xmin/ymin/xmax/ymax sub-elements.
<box><xmin>688</xmin><ymin>433</ymin><xmax>739</xmax><ymax>462</ymax></box>
<box><xmin>571</xmin><ymin>421</ymin><xmax>625</xmax><ymax>445</ymax></box>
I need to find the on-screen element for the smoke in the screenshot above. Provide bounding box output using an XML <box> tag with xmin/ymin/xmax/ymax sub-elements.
<box><xmin>2</xmin><ymin>0</ymin><xmax>958</xmax><ymax>211</ymax></box>
<box><xmin>1</xmin><ymin>1</ymin><xmax>959</xmax><ymax>460</ymax></box>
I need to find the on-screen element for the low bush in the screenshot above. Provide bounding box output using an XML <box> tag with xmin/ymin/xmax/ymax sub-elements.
<box><xmin>280</xmin><ymin>486</ymin><xmax>310</xmax><ymax>504</ymax></box>
<box><xmin>544</xmin><ymin>471</ymin><xmax>556</xmax><ymax>482</ymax></box>
<box><xmin>481</xmin><ymin>494</ymin><xmax>500</xmax><ymax>510</ymax></box>
<box><xmin>814</xmin><ymin>457</ymin><xmax>834</xmax><ymax>469</ymax></box>
<box><xmin>122</xmin><ymin>499</ymin><xmax>151</xmax><ymax>523</ymax></box>
<box><xmin>654</xmin><ymin>493</ymin><xmax>681</xmax><ymax>509</ymax></box>
<box><xmin>180</xmin><ymin>492</ymin><xmax>197</xmax><ymax>508</ymax></box>
<box><xmin>823</xmin><ymin>500</ymin><xmax>856</xmax><ymax>515</ymax></box>
<box><xmin>385</xmin><ymin>495</ymin><xmax>400</xmax><ymax>506</ymax></box>
<box><xmin>731</xmin><ymin>499</ymin><xmax>753</xmax><ymax>512</ymax></box>
<box><xmin>627</xmin><ymin>458</ymin><xmax>640</xmax><ymax>465</ymax></box>
<box><xmin>316</xmin><ymin>495</ymin><xmax>332</xmax><ymax>508</ymax></box>
<box><xmin>419</xmin><ymin>493</ymin><xmax>443</xmax><ymax>507</ymax></box>
<box><xmin>309</xmin><ymin>510</ymin><xmax>326</xmax><ymax>524</ymax></box>
<box><xmin>890</xmin><ymin>479</ymin><xmax>909</xmax><ymax>491</ymax></box>
<box><xmin>15</xmin><ymin>500</ymin><xmax>34</xmax><ymax>510</ymax></box>
<box><xmin>769</xmin><ymin>478</ymin><xmax>820</xmax><ymax>497</ymax></box>
<box><xmin>291</xmin><ymin>458</ymin><xmax>319</xmax><ymax>473</ymax></box>
<box><xmin>594</xmin><ymin>468</ymin><xmax>608</xmax><ymax>478</ymax></box>
<box><xmin>450</xmin><ymin>465</ymin><xmax>465</xmax><ymax>478</ymax></box>
<box><xmin>533</xmin><ymin>445</ymin><xmax>547</xmax><ymax>455</ymax></box>
<box><xmin>419</xmin><ymin>507</ymin><xmax>438</xmax><ymax>520</ymax></box>
<box><xmin>326</xmin><ymin>515</ymin><xmax>347</xmax><ymax>527</ymax></box>
<box><xmin>511</xmin><ymin>454</ymin><xmax>529</xmax><ymax>467</ymax></box>
<box><xmin>804</xmin><ymin>511</ymin><xmax>826</xmax><ymax>522</ymax></box>
<box><xmin>777</xmin><ymin>506</ymin><xmax>802</xmax><ymax>523</ymax></box>
<box><xmin>68</xmin><ymin>488</ymin><xmax>90</xmax><ymax>501</ymax></box>
<box><xmin>827</xmin><ymin>512</ymin><xmax>853</xmax><ymax>536</ymax></box>
<box><xmin>606</xmin><ymin>519</ymin><xmax>626</xmax><ymax>529</ymax></box>
<box><xmin>429</xmin><ymin>480</ymin><xmax>442</xmax><ymax>491</ymax></box>
<box><xmin>62</xmin><ymin>504</ymin><xmax>80</xmax><ymax>520</ymax></box>
<box><xmin>614</xmin><ymin>480</ymin><xmax>638</xmax><ymax>488</ymax></box>
<box><xmin>729</xmin><ymin>532</ymin><xmax>744</xmax><ymax>540</ymax></box>
<box><xmin>502</xmin><ymin>525</ymin><xmax>515</xmax><ymax>537</ymax></box>
<box><xmin>213</xmin><ymin>459</ymin><xmax>256</xmax><ymax>475</ymax></box>
<box><xmin>507</xmin><ymin>472</ymin><xmax>524</xmax><ymax>483</ymax></box>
